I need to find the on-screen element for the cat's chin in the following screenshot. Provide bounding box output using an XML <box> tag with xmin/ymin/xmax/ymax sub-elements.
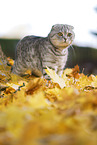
<box><xmin>56</xmin><ymin>46</ymin><xmax>69</xmax><ymax>50</ymax></box>
<box><xmin>54</xmin><ymin>43</ymin><xmax>71</xmax><ymax>49</ymax></box>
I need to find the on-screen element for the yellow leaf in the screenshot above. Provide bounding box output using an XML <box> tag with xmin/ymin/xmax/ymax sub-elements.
<box><xmin>45</xmin><ymin>67</ymin><xmax>66</xmax><ymax>88</ymax></box>
<box><xmin>25</xmin><ymin>78</ymin><xmax>44</xmax><ymax>95</ymax></box>
<box><xmin>7</xmin><ymin>83</ymin><xmax>20</xmax><ymax>90</ymax></box>
<box><xmin>62</xmin><ymin>68</ymin><xmax>72</xmax><ymax>76</ymax></box>
<box><xmin>7</xmin><ymin>57</ymin><xmax>14</xmax><ymax>66</ymax></box>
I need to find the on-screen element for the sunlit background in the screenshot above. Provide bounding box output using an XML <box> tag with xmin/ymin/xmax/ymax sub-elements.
<box><xmin>0</xmin><ymin>0</ymin><xmax>97</xmax><ymax>48</ymax></box>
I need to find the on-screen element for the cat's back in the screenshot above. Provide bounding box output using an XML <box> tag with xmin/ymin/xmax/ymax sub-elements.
<box><xmin>15</xmin><ymin>35</ymin><xmax>48</xmax><ymax>63</ymax></box>
<box><xmin>16</xmin><ymin>35</ymin><xmax>46</xmax><ymax>56</ymax></box>
<box><xmin>21</xmin><ymin>35</ymin><xmax>42</xmax><ymax>41</ymax></box>
<box><xmin>18</xmin><ymin>35</ymin><xmax>44</xmax><ymax>47</ymax></box>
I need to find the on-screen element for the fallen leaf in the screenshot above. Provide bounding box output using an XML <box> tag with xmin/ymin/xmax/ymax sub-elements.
<box><xmin>7</xmin><ymin>57</ymin><xmax>14</xmax><ymax>66</ymax></box>
<box><xmin>25</xmin><ymin>78</ymin><xmax>44</xmax><ymax>95</ymax></box>
<box><xmin>45</xmin><ymin>67</ymin><xmax>66</xmax><ymax>88</ymax></box>
<box><xmin>66</xmin><ymin>65</ymin><xmax>80</xmax><ymax>79</ymax></box>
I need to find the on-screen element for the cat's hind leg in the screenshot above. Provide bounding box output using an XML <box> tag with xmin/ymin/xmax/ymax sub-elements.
<box><xmin>11</xmin><ymin>61</ymin><xmax>27</xmax><ymax>76</ymax></box>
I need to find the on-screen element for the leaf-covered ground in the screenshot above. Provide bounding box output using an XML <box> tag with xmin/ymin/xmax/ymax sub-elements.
<box><xmin>0</xmin><ymin>55</ymin><xmax>97</xmax><ymax>145</ymax></box>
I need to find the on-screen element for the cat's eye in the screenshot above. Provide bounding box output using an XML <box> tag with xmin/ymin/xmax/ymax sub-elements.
<box><xmin>67</xmin><ymin>33</ymin><xmax>72</xmax><ymax>37</ymax></box>
<box><xmin>57</xmin><ymin>32</ymin><xmax>63</xmax><ymax>36</ymax></box>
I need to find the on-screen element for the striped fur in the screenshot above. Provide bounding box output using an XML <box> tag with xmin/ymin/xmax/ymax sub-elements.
<box><xmin>12</xmin><ymin>24</ymin><xmax>75</xmax><ymax>79</ymax></box>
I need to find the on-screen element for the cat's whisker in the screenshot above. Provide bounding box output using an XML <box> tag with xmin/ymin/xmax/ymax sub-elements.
<box><xmin>70</xmin><ymin>45</ymin><xmax>76</xmax><ymax>57</ymax></box>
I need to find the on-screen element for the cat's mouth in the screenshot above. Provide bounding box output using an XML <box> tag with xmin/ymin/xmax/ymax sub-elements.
<box><xmin>64</xmin><ymin>40</ymin><xmax>73</xmax><ymax>46</ymax></box>
<box><xmin>63</xmin><ymin>41</ymin><xmax>72</xmax><ymax>46</ymax></box>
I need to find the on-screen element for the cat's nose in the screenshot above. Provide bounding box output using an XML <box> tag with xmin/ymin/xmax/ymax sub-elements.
<box><xmin>64</xmin><ymin>37</ymin><xmax>67</xmax><ymax>42</ymax></box>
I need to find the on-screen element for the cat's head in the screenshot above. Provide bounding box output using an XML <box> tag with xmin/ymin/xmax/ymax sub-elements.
<box><xmin>48</xmin><ymin>24</ymin><xmax>75</xmax><ymax>49</ymax></box>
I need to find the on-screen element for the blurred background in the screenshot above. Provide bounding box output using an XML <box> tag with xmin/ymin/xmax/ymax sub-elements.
<box><xmin>0</xmin><ymin>0</ymin><xmax>97</xmax><ymax>75</ymax></box>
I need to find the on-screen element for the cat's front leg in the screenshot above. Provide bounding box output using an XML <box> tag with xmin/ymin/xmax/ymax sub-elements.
<box><xmin>57</xmin><ymin>69</ymin><xmax>64</xmax><ymax>77</ymax></box>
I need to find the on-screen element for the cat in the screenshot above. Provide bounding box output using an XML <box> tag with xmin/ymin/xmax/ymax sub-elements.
<box><xmin>12</xmin><ymin>24</ymin><xmax>75</xmax><ymax>79</ymax></box>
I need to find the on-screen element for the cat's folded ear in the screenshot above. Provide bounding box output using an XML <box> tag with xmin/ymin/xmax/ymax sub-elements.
<box><xmin>51</xmin><ymin>24</ymin><xmax>59</xmax><ymax>30</ymax></box>
<box><xmin>69</xmin><ymin>25</ymin><xmax>74</xmax><ymax>29</ymax></box>
<box><xmin>65</xmin><ymin>24</ymin><xmax>74</xmax><ymax>30</ymax></box>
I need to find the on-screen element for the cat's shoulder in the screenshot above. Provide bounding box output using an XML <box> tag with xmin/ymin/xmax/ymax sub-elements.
<box><xmin>19</xmin><ymin>35</ymin><xmax>47</xmax><ymax>45</ymax></box>
<box><xmin>21</xmin><ymin>35</ymin><xmax>42</xmax><ymax>41</ymax></box>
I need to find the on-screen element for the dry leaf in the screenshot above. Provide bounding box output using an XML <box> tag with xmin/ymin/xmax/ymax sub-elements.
<box><xmin>7</xmin><ymin>57</ymin><xmax>14</xmax><ymax>66</ymax></box>
<box><xmin>25</xmin><ymin>78</ymin><xmax>44</xmax><ymax>95</ymax></box>
<box><xmin>66</xmin><ymin>65</ymin><xmax>80</xmax><ymax>79</ymax></box>
<box><xmin>45</xmin><ymin>66</ymin><xmax>66</xmax><ymax>88</ymax></box>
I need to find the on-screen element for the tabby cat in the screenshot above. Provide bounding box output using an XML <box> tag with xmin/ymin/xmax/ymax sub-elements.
<box><xmin>12</xmin><ymin>24</ymin><xmax>75</xmax><ymax>79</ymax></box>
